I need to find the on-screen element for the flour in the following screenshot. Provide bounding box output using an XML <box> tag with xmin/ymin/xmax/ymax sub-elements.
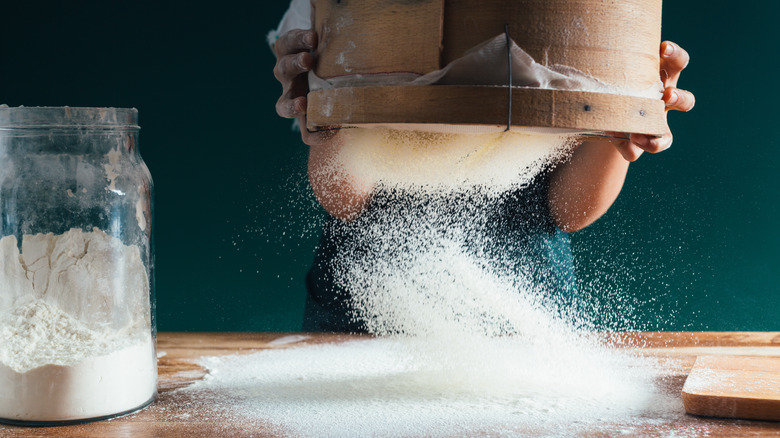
<box><xmin>104</xmin><ymin>147</ymin><xmax>122</xmax><ymax>192</ymax></box>
<box><xmin>0</xmin><ymin>228</ymin><xmax>155</xmax><ymax>423</ymax></box>
<box><xmin>183</xmin><ymin>338</ymin><xmax>701</xmax><ymax>438</ymax></box>
<box><xmin>324</xmin><ymin>128</ymin><xmax>576</xmax><ymax>193</ymax></box>
<box><xmin>178</xmin><ymin>128</ymin><xmax>707</xmax><ymax>436</ymax></box>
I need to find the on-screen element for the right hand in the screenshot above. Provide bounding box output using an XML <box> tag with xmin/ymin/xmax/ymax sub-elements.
<box><xmin>608</xmin><ymin>41</ymin><xmax>695</xmax><ymax>162</ymax></box>
<box><xmin>273</xmin><ymin>29</ymin><xmax>340</xmax><ymax>147</ymax></box>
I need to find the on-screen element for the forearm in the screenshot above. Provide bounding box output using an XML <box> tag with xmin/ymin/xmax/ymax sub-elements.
<box><xmin>547</xmin><ymin>139</ymin><xmax>629</xmax><ymax>232</ymax></box>
<box><xmin>307</xmin><ymin>139</ymin><xmax>374</xmax><ymax>222</ymax></box>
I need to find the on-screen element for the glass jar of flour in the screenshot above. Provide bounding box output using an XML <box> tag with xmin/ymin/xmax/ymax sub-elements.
<box><xmin>0</xmin><ymin>107</ymin><xmax>157</xmax><ymax>425</ymax></box>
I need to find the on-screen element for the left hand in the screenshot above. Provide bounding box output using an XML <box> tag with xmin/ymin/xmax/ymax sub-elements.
<box><xmin>612</xmin><ymin>41</ymin><xmax>696</xmax><ymax>161</ymax></box>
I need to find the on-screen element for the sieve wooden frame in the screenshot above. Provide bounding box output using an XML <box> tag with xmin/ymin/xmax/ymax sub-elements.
<box><xmin>308</xmin><ymin>86</ymin><xmax>666</xmax><ymax>135</ymax></box>
<box><xmin>308</xmin><ymin>0</ymin><xmax>666</xmax><ymax>136</ymax></box>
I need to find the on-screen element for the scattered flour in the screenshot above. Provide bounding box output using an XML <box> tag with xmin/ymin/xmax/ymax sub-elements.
<box><xmin>183</xmin><ymin>128</ymin><xmax>706</xmax><ymax>436</ymax></box>
<box><xmin>0</xmin><ymin>228</ymin><xmax>156</xmax><ymax>423</ymax></box>
<box><xmin>184</xmin><ymin>337</ymin><xmax>701</xmax><ymax>438</ymax></box>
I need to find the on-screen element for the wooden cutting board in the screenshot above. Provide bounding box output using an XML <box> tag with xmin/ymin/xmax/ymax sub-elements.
<box><xmin>682</xmin><ymin>355</ymin><xmax>780</xmax><ymax>421</ymax></box>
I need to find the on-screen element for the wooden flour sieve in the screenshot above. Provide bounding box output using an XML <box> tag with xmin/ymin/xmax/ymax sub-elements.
<box><xmin>306</xmin><ymin>0</ymin><xmax>666</xmax><ymax>136</ymax></box>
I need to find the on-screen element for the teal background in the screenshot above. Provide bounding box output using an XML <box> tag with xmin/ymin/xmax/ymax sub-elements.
<box><xmin>1</xmin><ymin>1</ymin><xmax>777</xmax><ymax>331</ymax></box>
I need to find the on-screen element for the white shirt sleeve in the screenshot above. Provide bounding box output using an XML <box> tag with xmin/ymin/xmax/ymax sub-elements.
<box><xmin>267</xmin><ymin>0</ymin><xmax>313</xmax><ymax>51</ymax></box>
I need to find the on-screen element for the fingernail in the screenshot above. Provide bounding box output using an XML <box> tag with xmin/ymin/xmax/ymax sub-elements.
<box><xmin>297</xmin><ymin>52</ymin><xmax>306</xmax><ymax>68</ymax></box>
<box><xmin>666</xmin><ymin>90</ymin><xmax>678</xmax><ymax>107</ymax></box>
<box><xmin>663</xmin><ymin>42</ymin><xmax>675</xmax><ymax>58</ymax></box>
<box><xmin>303</xmin><ymin>32</ymin><xmax>315</xmax><ymax>48</ymax></box>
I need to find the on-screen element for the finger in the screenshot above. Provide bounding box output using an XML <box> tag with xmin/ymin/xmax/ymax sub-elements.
<box><xmin>660</xmin><ymin>41</ymin><xmax>690</xmax><ymax>88</ymax></box>
<box><xmin>274</xmin><ymin>51</ymin><xmax>314</xmax><ymax>82</ymax></box>
<box><xmin>614</xmin><ymin>140</ymin><xmax>645</xmax><ymax>162</ymax></box>
<box><xmin>277</xmin><ymin>66</ymin><xmax>312</xmax><ymax>119</ymax></box>
<box><xmin>664</xmin><ymin>87</ymin><xmax>696</xmax><ymax>112</ymax></box>
<box><xmin>276</xmin><ymin>95</ymin><xmax>307</xmax><ymax>119</ymax></box>
<box><xmin>274</xmin><ymin>29</ymin><xmax>316</xmax><ymax>57</ymax></box>
<box><xmin>630</xmin><ymin>132</ymin><xmax>673</xmax><ymax>154</ymax></box>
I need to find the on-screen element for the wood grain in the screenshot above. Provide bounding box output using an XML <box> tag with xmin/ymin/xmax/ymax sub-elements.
<box><xmin>441</xmin><ymin>0</ymin><xmax>663</xmax><ymax>92</ymax></box>
<box><xmin>307</xmin><ymin>85</ymin><xmax>667</xmax><ymax>135</ymax></box>
<box><xmin>308</xmin><ymin>0</ymin><xmax>666</xmax><ymax>135</ymax></box>
<box><xmin>683</xmin><ymin>355</ymin><xmax>780</xmax><ymax>421</ymax></box>
<box><xmin>313</xmin><ymin>0</ymin><xmax>445</xmax><ymax>79</ymax></box>
<box><xmin>1</xmin><ymin>332</ymin><xmax>779</xmax><ymax>437</ymax></box>
<box><xmin>313</xmin><ymin>0</ymin><xmax>662</xmax><ymax>92</ymax></box>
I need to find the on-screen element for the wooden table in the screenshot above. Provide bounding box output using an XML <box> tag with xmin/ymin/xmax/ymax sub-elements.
<box><xmin>2</xmin><ymin>332</ymin><xmax>780</xmax><ymax>437</ymax></box>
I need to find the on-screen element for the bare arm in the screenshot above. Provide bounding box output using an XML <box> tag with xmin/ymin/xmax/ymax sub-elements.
<box><xmin>547</xmin><ymin>139</ymin><xmax>629</xmax><ymax>232</ymax></box>
<box><xmin>548</xmin><ymin>41</ymin><xmax>696</xmax><ymax>232</ymax></box>
<box><xmin>307</xmin><ymin>134</ymin><xmax>374</xmax><ymax>221</ymax></box>
<box><xmin>273</xmin><ymin>29</ymin><xmax>373</xmax><ymax>221</ymax></box>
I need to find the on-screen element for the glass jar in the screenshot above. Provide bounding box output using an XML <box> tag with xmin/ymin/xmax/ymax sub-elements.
<box><xmin>0</xmin><ymin>107</ymin><xmax>156</xmax><ymax>425</ymax></box>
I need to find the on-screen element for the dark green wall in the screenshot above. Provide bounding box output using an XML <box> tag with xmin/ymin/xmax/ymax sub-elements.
<box><xmin>574</xmin><ymin>2</ymin><xmax>780</xmax><ymax>331</ymax></box>
<box><xmin>2</xmin><ymin>1</ymin><xmax>777</xmax><ymax>331</ymax></box>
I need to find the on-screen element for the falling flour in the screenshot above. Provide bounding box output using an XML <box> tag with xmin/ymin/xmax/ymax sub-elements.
<box><xmin>0</xmin><ymin>228</ymin><xmax>156</xmax><ymax>423</ymax></box>
<box><xmin>183</xmin><ymin>128</ymin><xmax>706</xmax><ymax>436</ymax></box>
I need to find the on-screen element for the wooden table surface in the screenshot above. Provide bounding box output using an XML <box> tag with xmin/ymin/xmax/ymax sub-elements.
<box><xmin>2</xmin><ymin>332</ymin><xmax>780</xmax><ymax>437</ymax></box>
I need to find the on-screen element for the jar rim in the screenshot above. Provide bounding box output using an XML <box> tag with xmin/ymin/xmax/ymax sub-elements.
<box><xmin>0</xmin><ymin>106</ymin><xmax>139</xmax><ymax>130</ymax></box>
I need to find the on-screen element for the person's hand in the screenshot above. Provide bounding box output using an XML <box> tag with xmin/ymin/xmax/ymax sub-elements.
<box><xmin>611</xmin><ymin>41</ymin><xmax>695</xmax><ymax>161</ymax></box>
<box><xmin>273</xmin><ymin>29</ymin><xmax>340</xmax><ymax>147</ymax></box>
